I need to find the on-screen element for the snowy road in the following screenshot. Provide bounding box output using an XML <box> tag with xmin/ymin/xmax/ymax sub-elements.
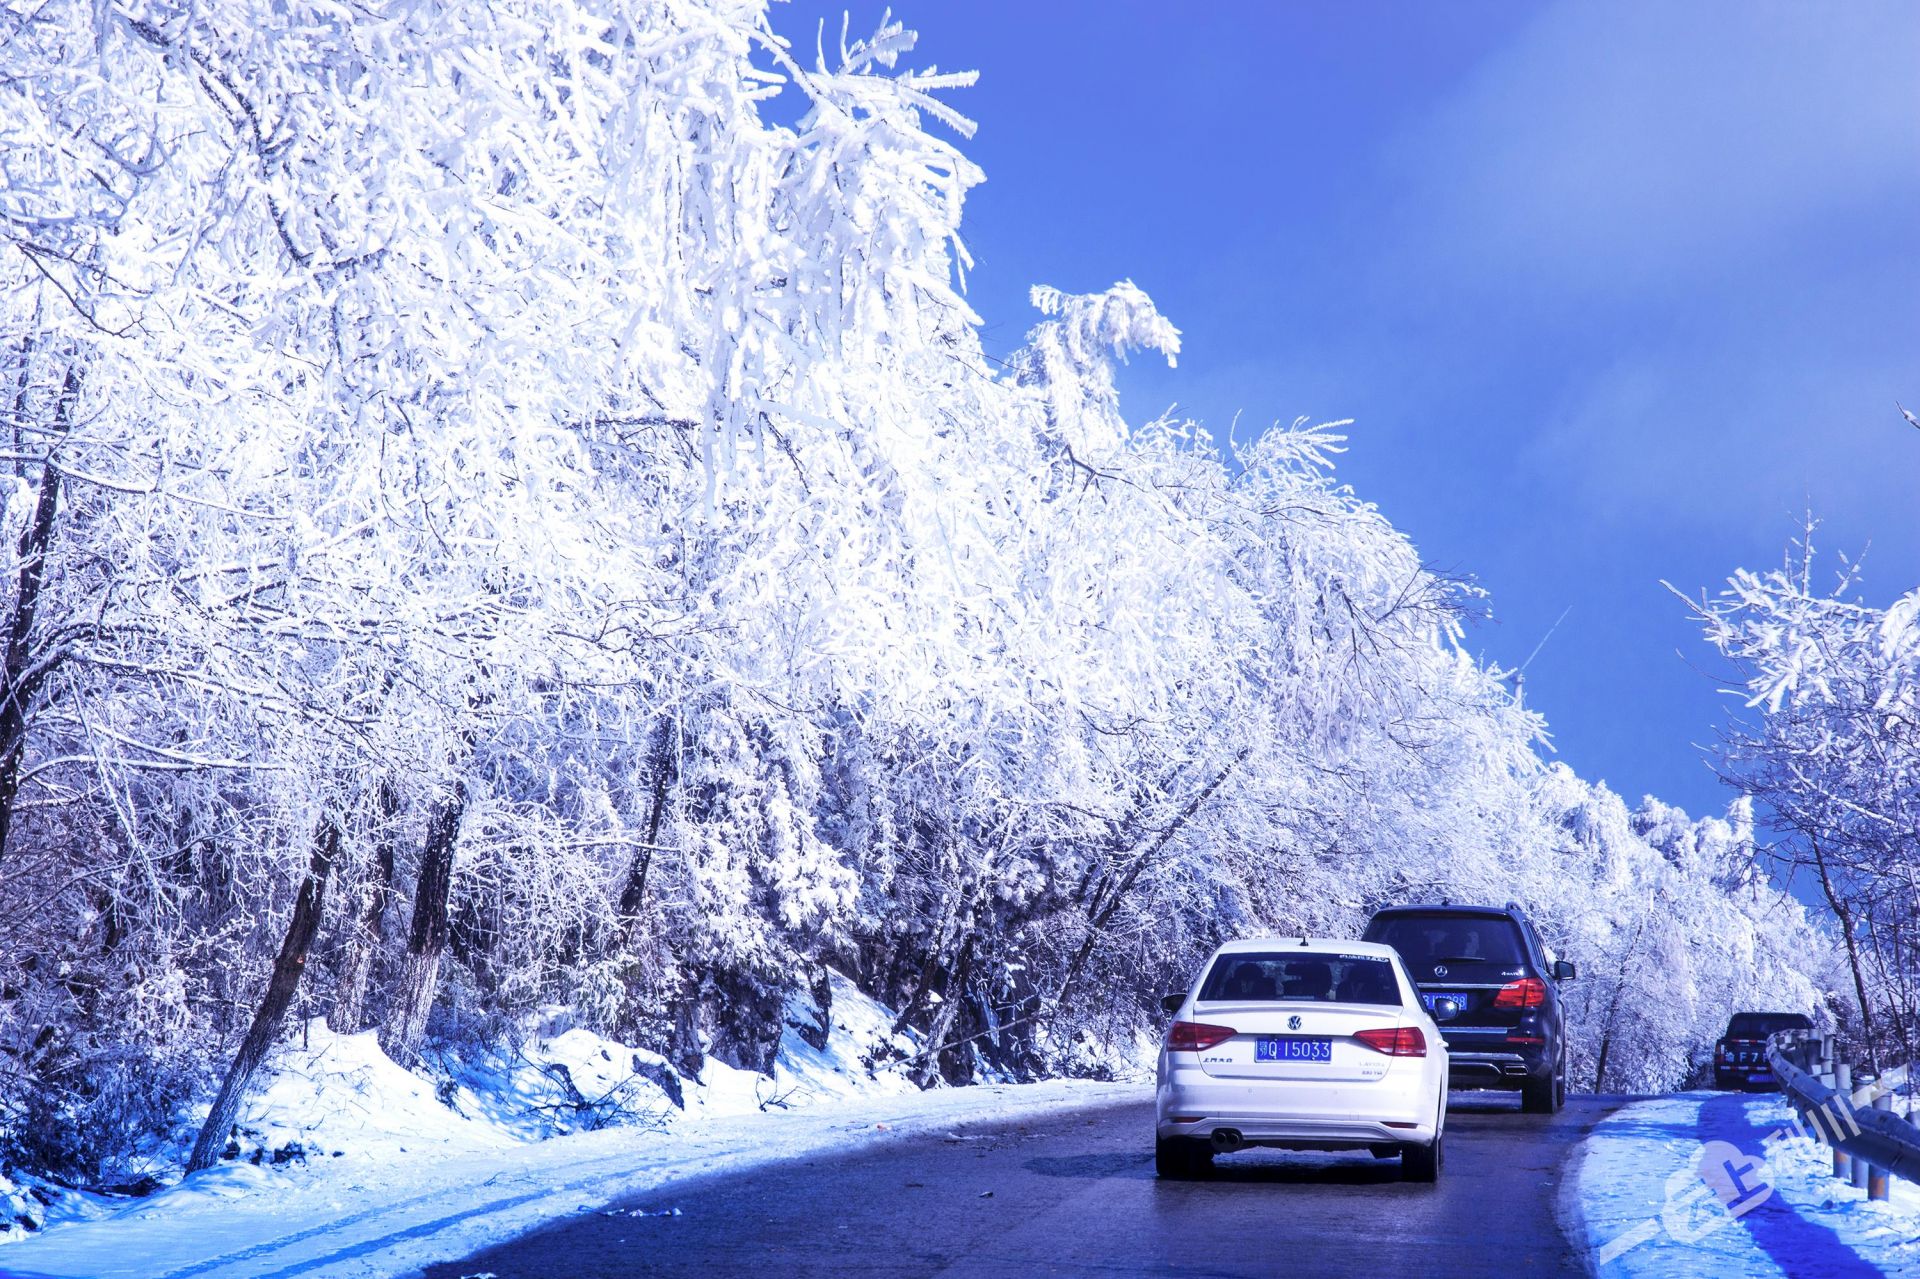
<box><xmin>428</xmin><ymin>1094</ymin><xmax>1622</xmax><ymax>1278</ymax></box>
<box><xmin>0</xmin><ymin>1079</ymin><xmax>1141</xmax><ymax>1279</ymax></box>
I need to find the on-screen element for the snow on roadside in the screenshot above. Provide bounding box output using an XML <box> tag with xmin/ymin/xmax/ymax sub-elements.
<box><xmin>0</xmin><ymin>1077</ymin><xmax>1142</xmax><ymax>1279</ymax></box>
<box><xmin>1751</xmin><ymin>1094</ymin><xmax>1920</xmax><ymax>1277</ymax></box>
<box><xmin>2</xmin><ymin>1174</ymin><xmax>50</xmax><ymax>1244</ymax></box>
<box><xmin>1571</xmin><ymin>1094</ymin><xmax>1779</xmax><ymax>1278</ymax></box>
<box><xmin>0</xmin><ymin>972</ymin><xmax>1144</xmax><ymax>1279</ymax></box>
<box><xmin>1570</xmin><ymin>1090</ymin><xmax>1920</xmax><ymax>1278</ymax></box>
<box><xmin>171</xmin><ymin>969</ymin><xmax>928</xmax><ymax>1172</ymax></box>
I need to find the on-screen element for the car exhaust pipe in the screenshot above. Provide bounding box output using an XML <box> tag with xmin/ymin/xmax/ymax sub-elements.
<box><xmin>1210</xmin><ymin>1128</ymin><xmax>1245</xmax><ymax>1154</ymax></box>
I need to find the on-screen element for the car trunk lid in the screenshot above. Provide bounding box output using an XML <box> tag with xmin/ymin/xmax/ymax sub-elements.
<box><xmin>1408</xmin><ymin>958</ymin><xmax>1531</xmax><ymax>1029</ymax></box>
<box><xmin>1189</xmin><ymin>1001</ymin><xmax>1412</xmax><ymax>1082</ymax></box>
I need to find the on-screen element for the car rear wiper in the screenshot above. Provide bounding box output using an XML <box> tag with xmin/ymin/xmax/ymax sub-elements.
<box><xmin>1427</xmin><ymin>955</ymin><xmax>1501</xmax><ymax>964</ymax></box>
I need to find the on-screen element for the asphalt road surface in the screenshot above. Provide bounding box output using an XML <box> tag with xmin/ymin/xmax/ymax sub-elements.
<box><xmin>427</xmin><ymin>1093</ymin><xmax>1624</xmax><ymax>1279</ymax></box>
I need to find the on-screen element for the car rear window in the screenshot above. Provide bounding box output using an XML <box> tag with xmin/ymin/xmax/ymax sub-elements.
<box><xmin>1197</xmin><ymin>953</ymin><xmax>1402</xmax><ymax>1006</ymax></box>
<box><xmin>1727</xmin><ymin>1013</ymin><xmax>1811</xmax><ymax>1038</ymax></box>
<box><xmin>1366</xmin><ymin>914</ymin><xmax>1527</xmax><ymax>966</ymax></box>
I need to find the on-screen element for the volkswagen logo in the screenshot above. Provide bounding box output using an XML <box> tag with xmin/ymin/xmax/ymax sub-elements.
<box><xmin>1433</xmin><ymin>965</ymin><xmax>1448</xmax><ymax>977</ymax></box>
<box><xmin>1288</xmin><ymin>1014</ymin><xmax>1302</xmax><ymax>1030</ymax></box>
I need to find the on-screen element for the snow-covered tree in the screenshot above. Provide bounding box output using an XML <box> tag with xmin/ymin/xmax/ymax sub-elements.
<box><xmin>1684</xmin><ymin>523</ymin><xmax>1920</xmax><ymax>1069</ymax></box>
<box><xmin>0</xmin><ymin>0</ymin><xmax>1832</xmax><ymax>1183</ymax></box>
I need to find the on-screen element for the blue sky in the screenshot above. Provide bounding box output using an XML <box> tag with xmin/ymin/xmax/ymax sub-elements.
<box><xmin>774</xmin><ymin>0</ymin><xmax>1920</xmax><ymax>821</ymax></box>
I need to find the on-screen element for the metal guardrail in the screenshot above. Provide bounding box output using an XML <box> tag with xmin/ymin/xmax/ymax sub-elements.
<box><xmin>1767</xmin><ymin>1031</ymin><xmax>1920</xmax><ymax>1187</ymax></box>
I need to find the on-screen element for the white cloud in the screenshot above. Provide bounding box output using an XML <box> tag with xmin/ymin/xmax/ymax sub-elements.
<box><xmin>1381</xmin><ymin>0</ymin><xmax>1920</xmax><ymax>297</ymax></box>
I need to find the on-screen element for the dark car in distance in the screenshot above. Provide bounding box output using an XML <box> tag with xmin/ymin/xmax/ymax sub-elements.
<box><xmin>1361</xmin><ymin>902</ymin><xmax>1576</xmax><ymax>1113</ymax></box>
<box><xmin>1713</xmin><ymin>1012</ymin><xmax>1813</xmax><ymax>1090</ymax></box>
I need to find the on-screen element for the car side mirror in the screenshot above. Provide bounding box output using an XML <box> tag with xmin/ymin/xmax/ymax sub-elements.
<box><xmin>1160</xmin><ymin>993</ymin><xmax>1184</xmax><ymax>1014</ymax></box>
<box><xmin>1431</xmin><ymin>997</ymin><xmax>1461</xmax><ymax>1023</ymax></box>
<box><xmin>1553</xmin><ymin>959</ymin><xmax>1577</xmax><ymax>981</ymax></box>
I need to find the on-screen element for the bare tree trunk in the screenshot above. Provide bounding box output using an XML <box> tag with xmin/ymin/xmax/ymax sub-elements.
<box><xmin>379</xmin><ymin>784</ymin><xmax>466</xmax><ymax>1066</ymax></box>
<box><xmin>328</xmin><ymin>777</ymin><xmax>399</xmax><ymax>1034</ymax></box>
<box><xmin>1811</xmin><ymin>836</ymin><xmax>1878</xmax><ymax>1069</ymax></box>
<box><xmin>1863</xmin><ymin>911</ymin><xmax>1912</xmax><ymax>1069</ymax></box>
<box><xmin>910</xmin><ymin>934</ymin><xmax>975</xmax><ymax>1088</ymax></box>
<box><xmin>186</xmin><ymin>819</ymin><xmax>340</xmax><ymax>1173</ymax></box>
<box><xmin>1055</xmin><ymin>747</ymin><xmax>1248</xmax><ymax>1004</ymax></box>
<box><xmin>890</xmin><ymin>842</ymin><xmax>969</xmax><ymax>1039</ymax></box>
<box><xmin>0</xmin><ymin>365</ymin><xmax>77</xmax><ymax>867</ymax></box>
<box><xmin>1591</xmin><ymin>912</ymin><xmax>1647</xmax><ymax>1093</ymax></box>
<box><xmin>615</xmin><ymin>722</ymin><xmax>676</xmax><ymax>939</ymax></box>
<box><xmin>668</xmin><ymin>972</ymin><xmax>708</xmax><ymax>1079</ymax></box>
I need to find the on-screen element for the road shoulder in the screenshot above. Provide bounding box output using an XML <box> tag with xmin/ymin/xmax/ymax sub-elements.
<box><xmin>1571</xmin><ymin>1090</ymin><xmax>1913</xmax><ymax>1278</ymax></box>
<box><xmin>0</xmin><ymin>1080</ymin><xmax>1145</xmax><ymax>1279</ymax></box>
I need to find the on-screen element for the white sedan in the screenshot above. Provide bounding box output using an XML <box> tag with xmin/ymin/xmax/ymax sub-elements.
<box><xmin>1154</xmin><ymin>937</ymin><xmax>1450</xmax><ymax>1180</ymax></box>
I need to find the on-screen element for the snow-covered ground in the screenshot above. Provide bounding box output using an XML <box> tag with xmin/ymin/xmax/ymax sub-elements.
<box><xmin>0</xmin><ymin>973</ymin><xmax>1145</xmax><ymax>1279</ymax></box>
<box><xmin>1573</xmin><ymin>1090</ymin><xmax>1920</xmax><ymax>1277</ymax></box>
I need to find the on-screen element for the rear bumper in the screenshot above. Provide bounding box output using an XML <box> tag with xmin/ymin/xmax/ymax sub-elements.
<box><xmin>1157</xmin><ymin>1112</ymin><xmax>1435</xmax><ymax>1148</ymax></box>
<box><xmin>1447</xmin><ymin>1048</ymin><xmax>1543</xmax><ymax>1089</ymax></box>
<box><xmin>1438</xmin><ymin>1024</ymin><xmax>1553</xmax><ymax>1089</ymax></box>
<box><xmin>1155</xmin><ymin>1059</ymin><xmax>1440</xmax><ymax>1147</ymax></box>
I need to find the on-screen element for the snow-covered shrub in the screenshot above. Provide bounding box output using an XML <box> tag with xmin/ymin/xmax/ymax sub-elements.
<box><xmin>1</xmin><ymin>1040</ymin><xmax>200</xmax><ymax>1189</ymax></box>
<box><xmin>1</xmin><ymin>1172</ymin><xmax>50</xmax><ymax>1241</ymax></box>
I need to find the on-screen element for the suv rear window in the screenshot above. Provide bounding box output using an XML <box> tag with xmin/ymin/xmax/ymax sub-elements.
<box><xmin>1726</xmin><ymin>1013</ymin><xmax>1811</xmax><ymax>1039</ymax></box>
<box><xmin>1197</xmin><ymin>953</ymin><xmax>1402</xmax><ymax>1006</ymax></box>
<box><xmin>1367</xmin><ymin>914</ymin><xmax>1526</xmax><ymax>966</ymax></box>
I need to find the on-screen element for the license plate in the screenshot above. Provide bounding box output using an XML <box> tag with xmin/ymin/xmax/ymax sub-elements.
<box><xmin>1256</xmin><ymin>1036</ymin><xmax>1332</xmax><ymax>1062</ymax></box>
<box><xmin>1421</xmin><ymin>991</ymin><xmax>1470</xmax><ymax>1013</ymax></box>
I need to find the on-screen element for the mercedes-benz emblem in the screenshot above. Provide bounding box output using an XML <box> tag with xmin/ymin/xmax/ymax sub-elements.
<box><xmin>1288</xmin><ymin>1014</ymin><xmax>1302</xmax><ymax>1030</ymax></box>
<box><xmin>1433</xmin><ymin>965</ymin><xmax>1449</xmax><ymax>977</ymax></box>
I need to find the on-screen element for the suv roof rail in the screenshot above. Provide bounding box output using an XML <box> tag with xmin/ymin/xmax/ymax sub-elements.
<box><xmin>1505</xmin><ymin>900</ymin><xmax>1523</xmax><ymax>914</ymax></box>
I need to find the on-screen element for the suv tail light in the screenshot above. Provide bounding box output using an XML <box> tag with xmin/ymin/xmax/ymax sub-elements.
<box><xmin>1166</xmin><ymin>1021</ymin><xmax>1236</xmax><ymax>1052</ymax></box>
<box><xmin>1493</xmin><ymin>977</ymin><xmax>1548</xmax><ymax>1009</ymax></box>
<box><xmin>1715</xmin><ymin>1043</ymin><xmax>1730</xmax><ymax>1062</ymax></box>
<box><xmin>1355</xmin><ymin>1026</ymin><xmax>1427</xmax><ymax>1056</ymax></box>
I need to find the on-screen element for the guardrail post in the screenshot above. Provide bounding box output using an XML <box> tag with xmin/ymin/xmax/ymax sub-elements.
<box><xmin>1870</xmin><ymin>1087</ymin><xmax>1893</xmax><ymax>1201</ymax></box>
<box><xmin>1852</xmin><ymin>1073</ymin><xmax>1874</xmax><ymax>1190</ymax></box>
<box><xmin>1771</xmin><ymin>1033</ymin><xmax>1920</xmax><ymax>1198</ymax></box>
<box><xmin>1813</xmin><ymin>1055</ymin><xmax>1832</xmax><ymax>1135</ymax></box>
<box><xmin>1834</xmin><ymin>1062</ymin><xmax>1853</xmax><ymax>1181</ymax></box>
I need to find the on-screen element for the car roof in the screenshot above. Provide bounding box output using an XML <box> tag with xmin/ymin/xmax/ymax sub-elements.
<box><xmin>1369</xmin><ymin>903</ymin><xmax>1523</xmax><ymax>920</ymax></box>
<box><xmin>1212</xmin><ymin>937</ymin><xmax>1400</xmax><ymax>958</ymax></box>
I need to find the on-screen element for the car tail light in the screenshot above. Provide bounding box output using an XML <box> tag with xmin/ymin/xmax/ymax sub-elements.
<box><xmin>1715</xmin><ymin>1043</ymin><xmax>1730</xmax><ymax>1062</ymax></box>
<box><xmin>1355</xmin><ymin>1026</ymin><xmax>1427</xmax><ymax>1056</ymax></box>
<box><xmin>1493</xmin><ymin>977</ymin><xmax>1548</xmax><ymax>1009</ymax></box>
<box><xmin>1166</xmin><ymin>1021</ymin><xmax>1236</xmax><ymax>1052</ymax></box>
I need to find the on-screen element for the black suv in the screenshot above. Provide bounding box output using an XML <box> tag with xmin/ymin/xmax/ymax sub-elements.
<box><xmin>1713</xmin><ymin>1012</ymin><xmax>1812</xmax><ymax>1089</ymax></box>
<box><xmin>1361</xmin><ymin>902</ymin><xmax>1576</xmax><ymax>1113</ymax></box>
